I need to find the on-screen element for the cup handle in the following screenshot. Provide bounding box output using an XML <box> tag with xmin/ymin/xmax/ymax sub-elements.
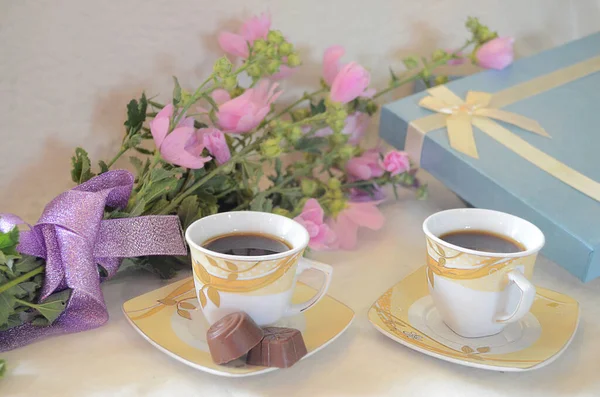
<box><xmin>494</xmin><ymin>269</ymin><xmax>536</xmax><ymax>324</ymax></box>
<box><xmin>284</xmin><ymin>257</ymin><xmax>333</xmax><ymax>317</ymax></box>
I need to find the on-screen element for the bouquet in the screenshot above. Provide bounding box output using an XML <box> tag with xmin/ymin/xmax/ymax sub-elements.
<box><xmin>0</xmin><ymin>15</ymin><xmax>508</xmax><ymax>365</ymax></box>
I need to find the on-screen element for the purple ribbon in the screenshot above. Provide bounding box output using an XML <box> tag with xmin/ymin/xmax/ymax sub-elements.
<box><xmin>0</xmin><ymin>170</ymin><xmax>187</xmax><ymax>351</ymax></box>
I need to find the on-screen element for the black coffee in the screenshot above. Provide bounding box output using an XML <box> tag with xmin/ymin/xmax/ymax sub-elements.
<box><xmin>202</xmin><ymin>232</ymin><xmax>291</xmax><ymax>256</ymax></box>
<box><xmin>439</xmin><ymin>230</ymin><xmax>525</xmax><ymax>253</ymax></box>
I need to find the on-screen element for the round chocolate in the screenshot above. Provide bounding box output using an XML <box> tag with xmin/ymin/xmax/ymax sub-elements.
<box><xmin>206</xmin><ymin>312</ymin><xmax>264</xmax><ymax>365</ymax></box>
<box><xmin>246</xmin><ymin>327</ymin><xmax>308</xmax><ymax>368</ymax></box>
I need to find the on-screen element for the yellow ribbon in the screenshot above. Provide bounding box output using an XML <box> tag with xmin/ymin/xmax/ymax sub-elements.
<box><xmin>408</xmin><ymin>55</ymin><xmax>600</xmax><ymax>202</ymax></box>
<box><xmin>418</xmin><ymin>89</ymin><xmax>549</xmax><ymax>159</ymax></box>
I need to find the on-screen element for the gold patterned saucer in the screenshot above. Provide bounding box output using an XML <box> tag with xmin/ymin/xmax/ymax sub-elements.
<box><xmin>123</xmin><ymin>277</ymin><xmax>354</xmax><ymax>377</ymax></box>
<box><xmin>368</xmin><ymin>266</ymin><xmax>580</xmax><ymax>372</ymax></box>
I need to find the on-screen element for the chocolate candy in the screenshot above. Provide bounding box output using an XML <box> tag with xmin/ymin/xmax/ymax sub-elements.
<box><xmin>206</xmin><ymin>312</ymin><xmax>264</xmax><ymax>365</ymax></box>
<box><xmin>246</xmin><ymin>327</ymin><xmax>308</xmax><ymax>368</ymax></box>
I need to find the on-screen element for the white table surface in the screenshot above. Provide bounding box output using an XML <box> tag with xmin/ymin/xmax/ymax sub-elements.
<box><xmin>2</xmin><ymin>174</ymin><xmax>600</xmax><ymax>397</ymax></box>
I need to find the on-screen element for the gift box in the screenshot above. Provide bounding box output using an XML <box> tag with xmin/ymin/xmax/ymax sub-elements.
<box><xmin>380</xmin><ymin>33</ymin><xmax>600</xmax><ymax>282</ymax></box>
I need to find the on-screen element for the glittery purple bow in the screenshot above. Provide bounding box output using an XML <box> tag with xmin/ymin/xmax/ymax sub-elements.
<box><xmin>0</xmin><ymin>170</ymin><xmax>187</xmax><ymax>351</ymax></box>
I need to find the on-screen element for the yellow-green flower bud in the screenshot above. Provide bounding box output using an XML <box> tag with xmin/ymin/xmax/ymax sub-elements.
<box><xmin>329</xmin><ymin>132</ymin><xmax>348</xmax><ymax>146</ymax></box>
<box><xmin>333</xmin><ymin>119</ymin><xmax>345</xmax><ymax>132</ymax></box>
<box><xmin>434</xmin><ymin>75</ymin><xmax>449</xmax><ymax>86</ymax></box>
<box><xmin>253</xmin><ymin>39</ymin><xmax>268</xmax><ymax>53</ymax></box>
<box><xmin>268</xmin><ymin>120</ymin><xmax>279</xmax><ymax>129</ymax></box>
<box><xmin>301</xmin><ymin>179</ymin><xmax>318</xmax><ymax>196</ymax></box>
<box><xmin>260</xmin><ymin>137</ymin><xmax>282</xmax><ymax>158</ymax></box>
<box><xmin>329</xmin><ymin>199</ymin><xmax>347</xmax><ymax>217</ymax></box>
<box><xmin>273</xmin><ymin>207</ymin><xmax>290</xmax><ymax>217</ymax></box>
<box><xmin>332</xmin><ymin>189</ymin><xmax>343</xmax><ymax>199</ymax></box>
<box><xmin>338</xmin><ymin>145</ymin><xmax>355</xmax><ymax>161</ymax></box>
<box><xmin>223</xmin><ymin>76</ymin><xmax>237</xmax><ymax>90</ymax></box>
<box><xmin>327</xmin><ymin>178</ymin><xmax>341</xmax><ymax>190</ymax></box>
<box><xmin>247</xmin><ymin>63</ymin><xmax>262</xmax><ymax>78</ymax></box>
<box><xmin>278</xmin><ymin>42</ymin><xmax>294</xmax><ymax>56</ymax></box>
<box><xmin>287</xmin><ymin>53</ymin><xmax>301</xmax><ymax>67</ymax></box>
<box><xmin>267</xmin><ymin>30</ymin><xmax>285</xmax><ymax>45</ymax></box>
<box><xmin>365</xmin><ymin>101</ymin><xmax>378</xmax><ymax>115</ymax></box>
<box><xmin>180</xmin><ymin>89</ymin><xmax>192</xmax><ymax>104</ymax></box>
<box><xmin>213</xmin><ymin>57</ymin><xmax>232</xmax><ymax>77</ymax></box>
<box><xmin>421</xmin><ymin>68</ymin><xmax>431</xmax><ymax>80</ymax></box>
<box><xmin>292</xmin><ymin>108</ymin><xmax>310</xmax><ymax>120</ymax></box>
<box><xmin>287</xmin><ymin>126</ymin><xmax>303</xmax><ymax>143</ymax></box>
<box><xmin>432</xmin><ymin>49</ymin><xmax>447</xmax><ymax>62</ymax></box>
<box><xmin>265</xmin><ymin>45</ymin><xmax>277</xmax><ymax>58</ymax></box>
<box><xmin>266</xmin><ymin>60</ymin><xmax>281</xmax><ymax>75</ymax></box>
<box><xmin>231</xmin><ymin>86</ymin><xmax>244</xmax><ymax>98</ymax></box>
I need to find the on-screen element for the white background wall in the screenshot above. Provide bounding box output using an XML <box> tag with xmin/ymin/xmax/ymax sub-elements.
<box><xmin>1</xmin><ymin>0</ymin><xmax>599</xmax><ymax>221</ymax></box>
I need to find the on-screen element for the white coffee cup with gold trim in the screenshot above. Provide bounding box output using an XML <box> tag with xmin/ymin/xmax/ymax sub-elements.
<box><xmin>185</xmin><ymin>211</ymin><xmax>333</xmax><ymax>326</ymax></box>
<box><xmin>423</xmin><ymin>208</ymin><xmax>544</xmax><ymax>338</ymax></box>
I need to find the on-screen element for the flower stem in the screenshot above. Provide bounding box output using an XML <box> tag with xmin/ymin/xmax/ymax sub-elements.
<box><xmin>272</xmin><ymin>88</ymin><xmax>327</xmax><ymax>120</ymax></box>
<box><xmin>157</xmin><ymin>137</ymin><xmax>265</xmax><ymax>215</ymax></box>
<box><xmin>0</xmin><ymin>265</ymin><xmax>45</xmax><ymax>295</ymax></box>
<box><xmin>374</xmin><ymin>41</ymin><xmax>475</xmax><ymax>99</ymax></box>
<box><xmin>106</xmin><ymin>146</ymin><xmax>128</xmax><ymax>169</ymax></box>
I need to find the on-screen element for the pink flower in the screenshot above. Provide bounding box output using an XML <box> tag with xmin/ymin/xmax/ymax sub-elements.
<box><xmin>218</xmin><ymin>13</ymin><xmax>271</xmax><ymax>58</ymax></box>
<box><xmin>348</xmin><ymin>185</ymin><xmax>386</xmax><ymax>203</ymax></box>
<box><xmin>197</xmin><ymin>89</ymin><xmax>232</xmax><ymax>114</ymax></box>
<box><xmin>303</xmin><ymin>112</ymin><xmax>369</xmax><ymax>145</ymax></box>
<box><xmin>217</xmin><ymin>80</ymin><xmax>282</xmax><ymax>133</ymax></box>
<box><xmin>447</xmin><ymin>50</ymin><xmax>467</xmax><ymax>66</ymax></box>
<box><xmin>294</xmin><ymin>199</ymin><xmax>337</xmax><ymax>250</ymax></box>
<box><xmin>201</xmin><ymin>127</ymin><xmax>231</xmax><ymax>164</ymax></box>
<box><xmin>322</xmin><ymin>45</ymin><xmax>345</xmax><ymax>86</ymax></box>
<box><xmin>330</xmin><ymin>62</ymin><xmax>373</xmax><ymax>104</ymax></box>
<box><xmin>150</xmin><ymin>104</ymin><xmax>211</xmax><ymax>169</ymax></box>
<box><xmin>343</xmin><ymin>112</ymin><xmax>369</xmax><ymax>144</ymax></box>
<box><xmin>328</xmin><ymin>201</ymin><xmax>385</xmax><ymax>249</ymax></box>
<box><xmin>272</xmin><ymin>64</ymin><xmax>295</xmax><ymax>80</ymax></box>
<box><xmin>476</xmin><ymin>37</ymin><xmax>514</xmax><ymax>70</ymax></box>
<box><xmin>346</xmin><ymin>150</ymin><xmax>384</xmax><ymax>180</ymax></box>
<box><xmin>382</xmin><ymin>151</ymin><xmax>410</xmax><ymax>175</ymax></box>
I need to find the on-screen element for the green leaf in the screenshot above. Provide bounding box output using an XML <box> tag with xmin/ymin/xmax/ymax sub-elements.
<box><xmin>129</xmin><ymin>156</ymin><xmax>144</xmax><ymax>177</ymax></box>
<box><xmin>0</xmin><ymin>291</ymin><xmax>16</xmax><ymax>327</ymax></box>
<box><xmin>134</xmin><ymin>147</ymin><xmax>154</xmax><ymax>155</ymax></box>
<box><xmin>144</xmin><ymin>256</ymin><xmax>189</xmax><ymax>279</ymax></box>
<box><xmin>124</xmin><ymin>93</ymin><xmax>148</xmax><ymax>132</ymax></box>
<box><xmin>294</xmin><ymin>137</ymin><xmax>328</xmax><ymax>154</ymax></box>
<box><xmin>173</xmin><ymin>76</ymin><xmax>182</xmax><ymax>105</ymax></box>
<box><xmin>126</xmin><ymin>198</ymin><xmax>147</xmax><ymax>218</ymax></box>
<box><xmin>127</xmin><ymin>134</ymin><xmax>143</xmax><ymax>149</ymax></box>
<box><xmin>402</xmin><ymin>55</ymin><xmax>419</xmax><ymax>70</ymax></box>
<box><xmin>28</xmin><ymin>289</ymin><xmax>71</xmax><ymax>325</ymax></box>
<box><xmin>310</xmin><ymin>99</ymin><xmax>326</xmax><ymax>115</ymax></box>
<box><xmin>177</xmin><ymin>196</ymin><xmax>202</xmax><ymax>230</ymax></box>
<box><xmin>98</xmin><ymin>160</ymin><xmax>109</xmax><ymax>174</ymax></box>
<box><xmin>0</xmin><ymin>313</ymin><xmax>22</xmax><ymax>331</ymax></box>
<box><xmin>389</xmin><ymin>67</ymin><xmax>398</xmax><ymax>82</ymax></box>
<box><xmin>70</xmin><ymin>148</ymin><xmax>95</xmax><ymax>184</ymax></box>
<box><xmin>13</xmin><ymin>255</ymin><xmax>43</xmax><ymax>275</ymax></box>
<box><xmin>0</xmin><ymin>359</ymin><xmax>5</xmax><ymax>378</ymax></box>
<box><xmin>148</xmin><ymin>197</ymin><xmax>169</xmax><ymax>215</ymax></box>
<box><xmin>417</xmin><ymin>184</ymin><xmax>428</xmax><ymax>200</ymax></box>
<box><xmin>150</xmin><ymin>167</ymin><xmax>182</xmax><ymax>183</ymax></box>
<box><xmin>0</xmin><ymin>228</ymin><xmax>19</xmax><ymax>261</ymax></box>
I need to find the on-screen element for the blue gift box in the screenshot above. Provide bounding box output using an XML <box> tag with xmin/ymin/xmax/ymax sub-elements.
<box><xmin>380</xmin><ymin>33</ymin><xmax>600</xmax><ymax>282</ymax></box>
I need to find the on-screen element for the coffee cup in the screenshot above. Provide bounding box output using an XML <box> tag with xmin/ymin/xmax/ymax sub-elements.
<box><xmin>185</xmin><ymin>211</ymin><xmax>333</xmax><ymax>326</ymax></box>
<box><xmin>422</xmin><ymin>208</ymin><xmax>544</xmax><ymax>338</ymax></box>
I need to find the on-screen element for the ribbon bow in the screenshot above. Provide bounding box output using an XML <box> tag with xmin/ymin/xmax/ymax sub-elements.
<box><xmin>0</xmin><ymin>170</ymin><xmax>187</xmax><ymax>351</ymax></box>
<box><xmin>418</xmin><ymin>87</ymin><xmax>550</xmax><ymax>158</ymax></box>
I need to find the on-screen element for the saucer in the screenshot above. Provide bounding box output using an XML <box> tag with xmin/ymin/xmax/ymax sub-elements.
<box><xmin>368</xmin><ymin>266</ymin><xmax>580</xmax><ymax>372</ymax></box>
<box><xmin>123</xmin><ymin>277</ymin><xmax>354</xmax><ymax>377</ymax></box>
